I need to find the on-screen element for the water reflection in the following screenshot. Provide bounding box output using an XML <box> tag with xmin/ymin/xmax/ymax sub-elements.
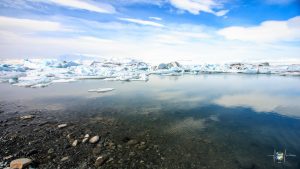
<box><xmin>214</xmin><ymin>93</ymin><xmax>300</xmax><ymax>118</ymax></box>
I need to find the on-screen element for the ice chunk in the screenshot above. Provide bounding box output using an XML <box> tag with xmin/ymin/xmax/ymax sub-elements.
<box><xmin>52</xmin><ymin>79</ymin><xmax>76</xmax><ymax>83</ymax></box>
<box><xmin>88</xmin><ymin>88</ymin><xmax>115</xmax><ymax>93</ymax></box>
<box><xmin>23</xmin><ymin>59</ymin><xmax>40</xmax><ymax>69</ymax></box>
<box><xmin>8</xmin><ymin>77</ymin><xmax>18</xmax><ymax>84</ymax></box>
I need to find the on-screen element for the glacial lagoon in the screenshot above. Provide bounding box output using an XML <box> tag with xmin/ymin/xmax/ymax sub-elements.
<box><xmin>0</xmin><ymin>74</ymin><xmax>300</xmax><ymax>169</ymax></box>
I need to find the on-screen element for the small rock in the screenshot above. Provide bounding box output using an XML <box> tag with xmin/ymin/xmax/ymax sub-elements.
<box><xmin>95</xmin><ymin>156</ymin><xmax>108</xmax><ymax>167</ymax></box>
<box><xmin>82</xmin><ymin>138</ymin><xmax>89</xmax><ymax>143</ymax></box>
<box><xmin>58</xmin><ymin>124</ymin><xmax>67</xmax><ymax>129</ymax></box>
<box><xmin>66</xmin><ymin>134</ymin><xmax>73</xmax><ymax>139</ymax></box>
<box><xmin>60</xmin><ymin>156</ymin><xmax>69</xmax><ymax>162</ymax></box>
<box><xmin>127</xmin><ymin>139</ymin><xmax>138</xmax><ymax>146</ymax></box>
<box><xmin>82</xmin><ymin>134</ymin><xmax>89</xmax><ymax>143</ymax></box>
<box><xmin>20</xmin><ymin>115</ymin><xmax>34</xmax><ymax>120</ymax></box>
<box><xmin>72</xmin><ymin>140</ymin><xmax>78</xmax><ymax>147</ymax></box>
<box><xmin>89</xmin><ymin>136</ymin><xmax>100</xmax><ymax>144</ymax></box>
<box><xmin>3</xmin><ymin>155</ymin><xmax>13</xmax><ymax>160</ymax></box>
<box><xmin>10</xmin><ymin>158</ymin><xmax>32</xmax><ymax>169</ymax></box>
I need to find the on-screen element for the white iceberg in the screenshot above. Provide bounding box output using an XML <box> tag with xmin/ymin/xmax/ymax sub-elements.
<box><xmin>88</xmin><ymin>88</ymin><xmax>115</xmax><ymax>93</ymax></box>
<box><xmin>1</xmin><ymin>56</ymin><xmax>300</xmax><ymax>88</ymax></box>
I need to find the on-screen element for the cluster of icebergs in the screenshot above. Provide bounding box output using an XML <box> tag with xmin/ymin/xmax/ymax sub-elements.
<box><xmin>0</xmin><ymin>57</ymin><xmax>299</xmax><ymax>88</ymax></box>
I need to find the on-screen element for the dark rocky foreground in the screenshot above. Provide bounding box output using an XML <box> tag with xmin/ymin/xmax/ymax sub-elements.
<box><xmin>0</xmin><ymin>102</ymin><xmax>238</xmax><ymax>169</ymax></box>
<box><xmin>0</xmin><ymin>103</ymin><xmax>164</xmax><ymax>169</ymax></box>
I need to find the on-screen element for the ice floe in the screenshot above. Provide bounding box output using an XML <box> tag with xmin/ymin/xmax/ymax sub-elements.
<box><xmin>0</xmin><ymin>56</ymin><xmax>300</xmax><ymax>88</ymax></box>
<box><xmin>88</xmin><ymin>88</ymin><xmax>115</xmax><ymax>93</ymax></box>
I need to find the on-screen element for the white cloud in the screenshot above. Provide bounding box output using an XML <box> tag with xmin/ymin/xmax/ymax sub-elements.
<box><xmin>0</xmin><ymin>16</ymin><xmax>299</xmax><ymax>63</ymax></box>
<box><xmin>168</xmin><ymin>0</ymin><xmax>229</xmax><ymax>16</ymax></box>
<box><xmin>153</xmin><ymin>31</ymin><xmax>211</xmax><ymax>44</ymax></box>
<box><xmin>0</xmin><ymin>16</ymin><xmax>71</xmax><ymax>32</ymax></box>
<box><xmin>118</xmin><ymin>17</ymin><xmax>164</xmax><ymax>27</ymax></box>
<box><xmin>218</xmin><ymin>16</ymin><xmax>300</xmax><ymax>43</ymax></box>
<box><xmin>47</xmin><ymin>0</ymin><xmax>116</xmax><ymax>14</ymax></box>
<box><xmin>149</xmin><ymin>16</ymin><xmax>162</xmax><ymax>21</ymax></box>
<box><xmin>214</xmin><ymin>9</ymin><xmax>229</xmax><ymax>16</ymax></box>
<box><xmin>1</xmin><ymin>28</ymin><xmax>300</xmax><ymax>64</ymax></box>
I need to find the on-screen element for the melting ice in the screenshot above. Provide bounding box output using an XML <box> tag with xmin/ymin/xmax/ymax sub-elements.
<box><xmin>0</xmin><ymin>57</ymin><xmax>300</xmax><ymax>88</ymax></box>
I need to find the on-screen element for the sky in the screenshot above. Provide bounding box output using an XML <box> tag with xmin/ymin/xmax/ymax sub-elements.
<box><xmin>0</xmin><ymin>0</ymin><xmax>299</xmax><ymax>63</ymax></box>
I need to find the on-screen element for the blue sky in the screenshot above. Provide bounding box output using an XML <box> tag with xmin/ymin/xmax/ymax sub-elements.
<box><xmin>0</xmin><ymin>0</ymin><xmax>299</xmax><ymax>63</ymax></box>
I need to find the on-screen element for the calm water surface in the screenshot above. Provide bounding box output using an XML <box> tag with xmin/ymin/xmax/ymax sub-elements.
<box><xmin>1</xmin><ymin>74</ymin><xmax>300</xmax><ymax>168</ymax></box>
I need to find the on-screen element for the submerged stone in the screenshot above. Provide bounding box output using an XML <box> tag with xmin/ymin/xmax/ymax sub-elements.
<box><xmin>95</xmin><ymin>155</ymin><xmax>108</xmax><ymax>167</ymax></box>
<box><xmin>60</xmin><ymin>156</ymin><xmax>69</xmax><ymax>162</ymax></box>
<box><xmin>10</xmin><ymin>158</ymin><xmax>32</xmax><ymax>169</ymax></box>
<box><xmin>58</xmin><ymin>124</ymin><xmax>67</xmax><ymax>129</ymax></box>
<box><xmin>72</xmin><ymin>140</ymin><xmax>78</xmax><ymax>147</ymax></box>
<box><xmin>89</xmin><ymin>136</ymin><xmax>100</xmax><ymax>144</ymax></box>
<box><xmin>20</xmin><ymin>115</ymin><xmax>34</xmax><ymax>120</ymax></box>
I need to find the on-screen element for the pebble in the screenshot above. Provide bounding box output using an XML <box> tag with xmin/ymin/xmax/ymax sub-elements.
<box><xmin>89</xmin><ymin>136</ymin><xmax>100</xmax><ymax>144</ymax></box>
<box><xmin>127</xmin><ymin>139</ymin><xmax>138</xmax><ymax>146</ymax></box>
<box><xmin>72</xmin><ymin>140</ymin><xmax>78</xmax><ymax>147</ymax></box>
<box><xmin>82</xmin><ymin>138</ymin><xmax>89</xmax><ymax>143</ymax></box>
<box><xmin>10</xmin><ymin>158</ymin><xmax>32</xmax><ymax>169</ymax></box>
<box><xmin>58</xmin><ymin>124</ymin><xmax>67</xmax><ymax>129</ymax></box>
<box><xmin>82</xmin><ymin>134</ymin><xmax>89</xmax><ymax>143</ymax></box>
<box><xmin>95</xmin><ymin>156</ymin><xmax>108</xmax><ymax>167</ymax></box>
<box><xmin>3</xmin><ymin>155</ymin><xmax>13</xmax><ymax>160</ymax></box>
<box><xmin>20</xmin><ymin>115</ymin><xmax>34</xmax><ymax>120</ymax></box>
<box><xmin>66</xmin><ymin>134</ymin><xmax>73</xmax><ymax>139</ymax></box>
<box><xmin>60</xmin><ymin>156</ymin><xmax>69</xmax><ymax>162</ymax></box>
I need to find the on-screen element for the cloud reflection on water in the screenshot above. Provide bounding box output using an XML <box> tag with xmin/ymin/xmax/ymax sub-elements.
<box><xmin>213</xmin><ymin>93</ymin><xmax>300</xmax><ymax>118</ymax></box>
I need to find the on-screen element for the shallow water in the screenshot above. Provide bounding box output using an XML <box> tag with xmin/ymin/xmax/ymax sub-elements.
<box><xmin>1</xmin><ymin>74</ymin><xmax>300</xmax><ymax>168</ymax></box>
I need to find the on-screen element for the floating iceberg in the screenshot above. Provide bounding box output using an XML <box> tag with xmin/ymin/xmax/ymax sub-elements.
<box><xmin>88</xmin><ymin>88</ymin><xmax>115</xmax><ymax>93</ymax></box>
<box><xmin>1</xmin><ymin>56</ymin><xmax>300</xmax><ymax>88</ymax></box>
